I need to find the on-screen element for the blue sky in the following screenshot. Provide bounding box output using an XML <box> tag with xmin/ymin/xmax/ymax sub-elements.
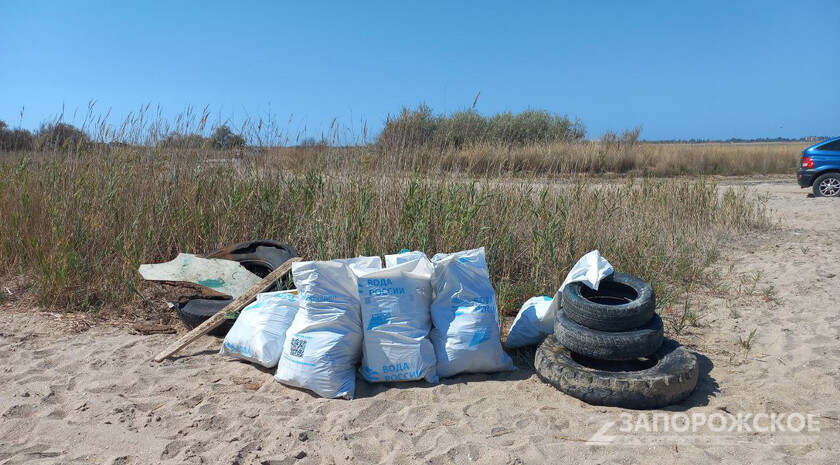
<box><xmin>1</xmin><ymin>0</ymin><xmax>838</xmax><ymax>141</ymax></box>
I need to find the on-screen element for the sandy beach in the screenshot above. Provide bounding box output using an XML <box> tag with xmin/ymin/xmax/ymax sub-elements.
<box><xmin>1</xmin><ymin>180</ymin><xmax>838</xmax><ymax>464</ymax></box>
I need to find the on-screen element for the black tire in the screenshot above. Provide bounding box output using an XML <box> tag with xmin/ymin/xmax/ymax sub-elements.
<box><xmin>175</xmin><ymin>299</ymin><xmax>234</xmax><ymax>337</ymax></box>
<box><xmin>812</xmin><ymin>173</ymin><xmax>840</xmax><ymax>198</ymax></box>
<box><xmin>555</xmin><ymin>311</ymin><xmax>664</xmax><ymax>361</ymax></box>
<box><xmin>174</xmin><ymin>240</ymin><xmax>300</xmax><ymax>337</ymax></box>
<box><xmin>206</xmin><ymin>240</ymin><xmax>299</xmax><ymax>287</ymax></box>
<box><xmin>562</xmin><ymin>272</ymin><xmax>655</xmax><ymax>332</ymax></box>
<box><xmin>535</xmin><ymin>336</ymin><xmax>698</xmax><ymax>409</ymax></box>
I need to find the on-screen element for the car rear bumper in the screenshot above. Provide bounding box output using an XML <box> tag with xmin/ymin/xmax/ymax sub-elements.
<box><xmin>797</xmin><ymin>169</ymin><xmax>817</xmax><ymax>188</ymax></box>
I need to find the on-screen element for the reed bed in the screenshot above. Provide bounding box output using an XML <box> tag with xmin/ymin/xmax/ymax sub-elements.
<box><xmin>0</xmin><ymin>106</ymin><xmax>781</xmax><ymax>317</ymax></box>
<box><xmin>0</xmin><ymin>150</ymin><xmax>770</xmax><ymax>319</ymax></box>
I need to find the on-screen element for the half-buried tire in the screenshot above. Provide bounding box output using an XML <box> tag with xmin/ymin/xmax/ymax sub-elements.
<box><xmin>555</xmin><ymin>311</ymin><xmax>664</xmax><ymax>361</ymax></box>
<box><xmin>562</xmin><ymin>272</ymin><xmax>655</xmax><ymax>332</ymax></box>
<box><xmin>535</xmin><ymin>336</ymin><xmax>698</xmax><ymax>409</ymax></box>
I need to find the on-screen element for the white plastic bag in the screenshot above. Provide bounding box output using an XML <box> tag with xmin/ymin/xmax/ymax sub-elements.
<box><xmin>335</xmin><ymin>255</ymin><xmax>383</xmax><ymax>272</ymax></box>
<box><xmin>384</xmin><ymin>250</ymin><xmax>428</xmax><ymax>267</ymax></box>
<box><xmin>274</xmin><ymin>260</ymin><xmax>364</xmax><ymax>399</ymax></box>
<box><xmin>505</xmin><ymin>250</ymin><xmax>613</xmax><ymax>349</ymax></box>
<box><xmin>257</xmin><ymin>289</ymin><xmax>298</xmax><ymax>301</ymax></box>
<box><xmin>220</xmin><ymin>290</ymin><xmax>299</xmax><ymax>368</ymax></box>
<box><xmin>557</xmin><ymin>250</ymin><xmax>614</xmax><ymax>294</ymax></box>
<box><xmin>355</xmin><ymin>254</ymin><xmax>437</xmax><ymax>383</ymax></box>
<box><xmin>429</xmin><ymin>247</ymin><xmax>514</xmax><ymax>377</ymax></box>
<box><xmin>503</xmin><ymin>296</ymin><xmax>553</xmax><ymax>349</ymax></box>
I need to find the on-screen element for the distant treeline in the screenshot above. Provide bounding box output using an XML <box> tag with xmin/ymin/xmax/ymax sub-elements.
<box><xmin>1</xmin><ymin>106</ymin><xmax>588</xmax><ymax>152</ymax></box>
<box><xmin>0</xmin><ymin>120</ymin><xmax>246</xmax><ymax>151</ymax></box>
<box><xmin>646</xmin><ymin>136</ymin><xmax>832</xmax><ymax>144</ymax></box>
<box><xmin>0</xmin><ymin>108</ymin><xmax>829</xmax><ymax>153</ymax></box>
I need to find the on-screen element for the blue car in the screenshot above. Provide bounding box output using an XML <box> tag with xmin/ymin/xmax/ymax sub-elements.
<box><xmin>797</xmin><ymin>136</ymin><xmax>840</xmax><ymax>197</ymax></box>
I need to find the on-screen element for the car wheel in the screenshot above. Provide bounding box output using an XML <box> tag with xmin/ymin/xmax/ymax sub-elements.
<box><xmin>813</xmin><ymin>173</ymin><xmax>840</xmax><ymax>198</ymax></box>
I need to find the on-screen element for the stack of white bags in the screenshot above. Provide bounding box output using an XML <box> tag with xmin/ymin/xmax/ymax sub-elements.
<box><xmin>220</xmin><ymin>248</ymin><xmax>614</xmax><ymax>399</ymax></box>
<box><xmin>220</xmin><ymin>247</ymin><xmax>516</xmax><ymax>399</ymax></box>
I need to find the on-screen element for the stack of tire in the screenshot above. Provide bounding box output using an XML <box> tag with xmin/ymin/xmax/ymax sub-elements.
<box><xmin>535</xmin><ymin>272</ymin><xmax>698</xmax><ymax>409</ymax></box>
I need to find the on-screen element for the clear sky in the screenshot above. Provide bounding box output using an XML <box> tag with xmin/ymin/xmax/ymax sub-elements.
<box><xmin>1</xmin><ymin>0</ymin><xmax>838</xmax><ymax>141</ymax></box>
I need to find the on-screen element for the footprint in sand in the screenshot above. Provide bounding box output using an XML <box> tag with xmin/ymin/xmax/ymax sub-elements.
<box><xmin>45</xmin><ymin>408</ymin><xmax>66</xmax><ymax>420</ymax></box>
<box><xmin>3</xmin><ymin>404</ymin><xmax>35</xmax><ymax>419</ymax></box>
<box><xmin>160</xmin><ymin>440</ymin><xmax>185</xmax><ymax>460</ymax></box>
<box><xmin>109</xmin><ymin>456</ymin><xmax>136</xmax><ymax>465</ymax></box>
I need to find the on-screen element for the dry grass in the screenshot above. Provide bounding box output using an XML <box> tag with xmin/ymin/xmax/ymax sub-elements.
<box><xmin>0</xmin><ymin>148</ymin><xmax>770</xmax><ymax>321</ymax></box>
<box><xmin>0</xmin><ymin>108</ymin><xmax>785</xmax><ymax>318</ymax></box>
<box><xmin>363</xmin><ymin>105</ymin><xmax>804</xmax><ymax>176</ymax></box>
<box><xmin>169</xmin><ymin>141</ymin><xmax>804</xmax><ymax>178</ymax></box>
<box><xmin>358</xmin><ymin>141</ymin><xmax>805</xmax><ymax>176</ymax></box>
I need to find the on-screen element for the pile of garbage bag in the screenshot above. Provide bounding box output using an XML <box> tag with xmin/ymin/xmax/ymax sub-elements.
<box><xmin>223</xmin><ymin>247</ymin><xmax>514</xmax><ymax>399</ymax></box>
<box><xmin>142</xmin><ymin>242</ymin><xmax>697</xmax><ymax>408</ymax></box>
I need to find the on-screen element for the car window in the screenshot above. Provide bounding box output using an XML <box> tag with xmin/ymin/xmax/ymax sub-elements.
<box><xmin>817</xmin><ymin>139</ymin><xmax>840</xmax><ymax>152</ymax></box>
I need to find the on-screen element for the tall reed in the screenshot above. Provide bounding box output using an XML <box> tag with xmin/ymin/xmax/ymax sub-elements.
<box><xmin>0</xmin><ymin>149</ymin><xmax>769</xmax><ymax>318</ymax></box>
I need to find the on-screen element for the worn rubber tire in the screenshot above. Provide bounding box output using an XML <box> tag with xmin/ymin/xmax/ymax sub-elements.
<box><xmin>535</xmin><ymin>336</ymin><xmax>698</xmax><ymax>409</ymax></box>
<box><xmin>555</xmin><ymin>311</ymin><xmax>663</xmax><ymax>361</ymax></box>
<box><xmin>812</xmin><ymin>173</ymin><xmax>840</xmax><ymax>198</ymax></box>
<box><xmin>175</xmin><ymin>299</ymin><xmax>234</xmax><ymax>337</ymax></box>
<box><xmin>174</xmin><ymin>240</ymin><xmax>300</xmax><ymax>337</ymax></box>
<box><xmin>205</xmin><ymin>239</ymin><xmax>299</xmax><ymax>285</ymax></box>
<box><xmin>562</xmin><ymin>272</ymin><xmax>655</xmax><ymax>332</ymax></box>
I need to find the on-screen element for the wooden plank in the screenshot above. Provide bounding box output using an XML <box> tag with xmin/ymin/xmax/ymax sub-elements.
<box><xmin>153</xmin><ymin>257</ymin><xmax>302</xmax><ymax>362</ymax></box>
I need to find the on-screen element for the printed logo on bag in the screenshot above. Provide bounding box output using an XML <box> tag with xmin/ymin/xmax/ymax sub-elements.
<box><xmin>382</xmin><ymin>362</ymin><xmax>425</xmax><ymax>381</ymax></box>
<box><xmin>468</xmin><ymin>328</ymin><xmax>491</xmax><ymax>347</ymax></box>
<box><xmin>363</xmin><ymin>278</ymin><xmax>406</xmax><ymax>297</ymax></box>
<box><xmin>223</xmin><ymin>341</ymin><xmax>253</xmax><ymax>358</ymax></box>
<box><xmin>367</xmin><ymin>312</ymin><xmax>392</xmax><ymax>330</ymax></box>
<box><xmin>452</xmin><ymin>296</ymin><xmax>493</xmax><ymax>314</ymax></box>
<box><xmin>303</xmin><ymin>293</ymin><xmax>338</xmax><ymax>303</ymax></box>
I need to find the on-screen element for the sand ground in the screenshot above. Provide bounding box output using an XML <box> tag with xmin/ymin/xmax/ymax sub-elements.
<box><xmin>1</xmin><ymin>180</ymin><xmax>838</xmax><ymax>464</ymax></box>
